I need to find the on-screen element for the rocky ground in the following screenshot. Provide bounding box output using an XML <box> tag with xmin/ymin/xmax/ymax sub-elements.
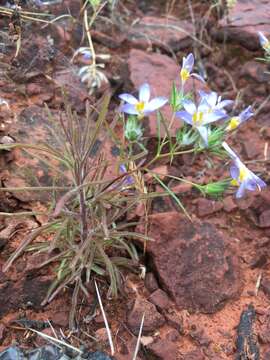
<box><xmin>0</xmin><ymin>0</ymin><xmax>270</xmax><ymax>359</ymax></box>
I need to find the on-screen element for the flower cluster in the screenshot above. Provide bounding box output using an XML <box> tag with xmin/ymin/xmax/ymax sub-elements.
<box><xmin>118</xmin><ymin>52</ymin><xmax>266</xmax><ymax>199</ymax></box>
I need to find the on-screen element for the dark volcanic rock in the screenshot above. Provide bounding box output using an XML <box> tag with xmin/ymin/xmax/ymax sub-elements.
<box><xmin>0</xmin><ymin>275</ymin><xmax>51</xmax><ymax>317</ymax></box>
<box><xmin>127</xmin><ymin>296</ymin><xmax>165</xmax><ymax>335</ymax></box>
<box><xmin>213</xmin><ymin>0</ymin><xmax>270</xmax><ymax>50</ymax></box>
<box><xmin>137</xmin><ymin>212</ymin><xmax>241</xmax><ymax>313</ymax></box>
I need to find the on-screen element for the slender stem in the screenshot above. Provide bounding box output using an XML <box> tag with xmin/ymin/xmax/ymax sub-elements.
<box><xmin>84</xmin><ymin>9</ymin><xmax>96</xmax><ymax>79</ymax></box>
<box><xmin>145</xmin><ymin>147</ymin><xmax>195</xmax><ymax>168</ymax></box>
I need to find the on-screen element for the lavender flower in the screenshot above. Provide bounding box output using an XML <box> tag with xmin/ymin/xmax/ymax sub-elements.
<box><xmin>258</xmin><ymin>31</ymin><xmax>270</xmax><ymax>51</ymax></box>
<box><xmin>222</xmin><ymin>142</ymin><xmax>266</xmax><ymax>198</ymax></box>
<box><xmin>180</xmin><ymin>53</ymin><xmax>204</xmax><ymax>87</ymax></box>
<box><xmin>226</xmin><ymin>106</ymin><xmax>253</xmax><ymax>131</ymax></box>
<box><xmin>176</xmin><ymin>98</ymin><xmax>227</xmax><ymax>145</ymax></box>
<box><xmin>119</xmin><ymin>164</ymin><xmax>134</xmax><ymax>186</ymax></box>
<box><xmin>199</xmin><ymin>90</ymin><xmax>233</xmax><ymax>113</ymax></box>
<box><xmin>119</xmin><ymin>84</ymin><xmax>167</xmax><ymax>118</ymax></box>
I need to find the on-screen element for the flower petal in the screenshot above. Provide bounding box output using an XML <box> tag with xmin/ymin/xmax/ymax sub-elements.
<box><xmin>202</xmin><ymin>110</ymin><xmax>227</xmax><ymax>125</ymax></box>
<box><xmin>144</xmin><ymin>97</ymin><xmax>168</xmax><ymax>113</ymax></box>
<box><xmin>175</xmin><ymin>111</ymin><xmax>193</xmax><ymax>125</ymax></box>
<box><xmin>206</xmin><ymin>92</ymin><xmax>218</xmax><ymax>108</ymax></box>
<box><xmin>182</xmin><ymin>53</ymin><xmax>194</xmax><ymax>72</ymax></box>
<box><xmin>249</xmin><ymin>173</ymin><xmax>267</xmax><ymax>190</ymax></box>
<box><xmin>120</xmin><ymin>103</ymin><xmax>138</xmax><ymax>115</ymax></box>
<box><xmin>139</xmin><ymin>83</ymin><xmax>151</xmax><ymax>103</ymax></box>
<box><xmin>190</xmin><ymin>73</ymin><xmax>205</xmax><ymax>83</ymax></box>
<box><xmin>182</xmin><ymin>99</ymin><xmax>196</xmax><ymax>115</ymax></box>
<box><xmin>239</xmin><ymin>106</ymin><xmax>253</xmax><ymax>123</ymax></box>
<box><xmin>230</xmin><ymin>164</ymin><xmax>240</xmax><ymax>179</ymax></box>
<box><xmin>119</xmin><ymin>93</ymin><xmax>138</xmax><ymax>105</ymax></box>
<box><xmin>216</xmin><ymin>99</ymin><xmax>234</xmax><ymax>110</ymax></box>
<box><xmin>236</xmin><ymin>181</ymin><xmax>247</xmax><ymax>198</ymax></box>
<box><xmin>258</xmin><ymin>31</ymin><xmax>269</xmax><ymax>47</ymax></box>
<box><xmin>197</xmin><ymin>126</ymin><xmax>209</xmax><ymax>146</ymax></box>
<box><xmin>222</xmin><ymin>142</ymin><xmax>239</xmax><ymax>161</ymax></box>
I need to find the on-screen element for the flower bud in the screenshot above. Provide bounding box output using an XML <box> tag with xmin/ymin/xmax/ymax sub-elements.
<box><xmin>125</xmin><ymin>116</ymin><xmax>143</xmax><ymax>142</ymax></box>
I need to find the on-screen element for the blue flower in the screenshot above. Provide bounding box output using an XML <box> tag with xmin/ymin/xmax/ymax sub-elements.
<box><xmin>258</xmin><ymin>31</ymin><xmax>270</xmax><ymax>51</ymax></box>
<box><xmin>222</xmin><ymin>142</ymin><xmax>266</xmax><ymax>198</ymax></box>
<box><xmin>180</xmin><ymin>53</ymin><xmax>205</xmax><ymax>87</ymax></box>
<box><xmin>176</xmin><ymin>98</ymin><xmax>227</xmax><ymax>145</ymax></box>
<box><xmin>119</xmin><ymin>84</ymin><xmax>167</xmax><ymax>118</ymax></box>
<box><xmin>199</xmin><ymin>90</ymin><xmax>233</xmax><ymax>113</ymax></box>
<box><xmin>226</xmin><ymin>106</ymin><xmax>253</xmax><ymax>131</ymax></box>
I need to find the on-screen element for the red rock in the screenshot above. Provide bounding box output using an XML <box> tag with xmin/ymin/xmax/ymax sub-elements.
<box><xmin>214</xmin><ymin>0</ymin><xmax>270</xmax><ymax>50</ymax></box>
<box><xmin>145</xmin><ymin>272</ymin><xmax>159</xmax><ymax>293</ymax></box>
<box><xmin>223</xmin><ymin>196</ymin><xmax>237</xmax><ymax>213</ymax></box>
<box><xmin>145</xmin><ymin>165</ymin><xmax>169</xmax><ymax>182</ymax></box>
<box><xmin>0</xmin><ymin>324</ymin><xmax>5</xmax><ymax>342</ymax></box>
<box><xmin>166</xmin><ymin>328</ymin><xmax>180</xmax><ymax>342</ymax></box>
<box><xmin>261</xmin><ymin>277</ymin><xmax>270</xmax><ymax>299</ymax></box>
<box><xmin>148</xmin><ymin>289</ymin><xmax>170</xmax><ymax>311</ymax></box>
<box><xmin>26</xmin><ymin>83</ymin><xmax>42</xmax><ymax>96</ymax></box>
<box><xmin>259</xmin><ymin>209</ymin><xmax>270</xmax><ymax>228</ymax></box>
<box><xmin>137</xmin><ymin>212</ymin><xmax>241</xmax><ymax>313</ymax></box>
<box><xmin>52</xmin><ymin>311</ymin><xmax>69</xmax><ymax>328</ymax></box>
<box><xmin>95</xmin><ymin>328</ymin><xmax>108</xmax><ymax>343</ymax></box>
<box><xmin>34</xmin><ymin>328</ymin><xmax>55</xmax><ymax>347</ymax></box>
<box><xmin>171</xmin><ymin>182</ymin><xmax>193</xmax><ymax>194</ymax></box>
<box><xmin>128</xmin><ymin>16</ymin><xmax>193</xmax><ymax>51</ymax></box>
<box><xmin>128</xmin><ymin>49</ymin><xmax>208</xmax><ymax>136</ymax></box>
<box><xmin>240</xmin><ymin>61</ymin><xmax>269</xmax><ymax>84</ymax></box>
<box><xmin>242</xmin><ymin>138</ymin><xmax>262</xmax><ymax>160</ymax></box>
<box><xmin>127</xmin><ymin>296</ymin><xmax>165</xmax><ymax>335</ymax></box>
<box><xmin>197</xmin><ymin>198</ymin><xmax>223</xmax><ymax>217</ymax></box>
<box><xmin>182</xmin><ymin>349</ymin><xmax>205</xmax><ymax>360</ymax></box>
<box><xmin>190</xmin><ymin>325</ymin><xmax>211</xmax><ymax>346</ymax></box>
<box><xmin>147</xmin><ymin>339</ymin><xmax>178</xmax><ymax>360</ymax></box>
<box><xmin>164</xmin><ymin>311</ymin><xmax>184</xmax><ymax>333</ymax></box>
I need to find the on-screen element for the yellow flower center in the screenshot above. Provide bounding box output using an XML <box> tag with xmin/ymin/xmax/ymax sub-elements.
<box><xmin>239</xmin><ymin>167</ymin><xmax>248</xmax><ymax>182</ymax></box>
<box><xmin>180</xmin><ymin>68</ymin><xmax>190</xmax><ymax>83</ymax></box>
<box><xmin>192</xmin><ymin>111</ymin><xmax>204</xmax><ymax>125</ymax></box>
<box><xmin>230</xmin><ymin>179</ymin><xmax>239</xmax><ymax>186</ymax></box>
<box><xmin>227</xmin><ymin>117</ymin><xmax>240</xmax><ymax>131</ymax></box>
<box><xmin>135</xmin><ymin>102</ymin><xmax>145</xmax><ymax>114</ymax></box>
<box><xmin>231</xmin><ymin>166</ymin><xmax>248</xmax><ymax>186</ymax></box>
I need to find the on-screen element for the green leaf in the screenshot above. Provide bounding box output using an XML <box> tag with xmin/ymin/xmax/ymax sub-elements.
<box><xmin>153</xmin><ymin>174</ymin><xmax>191</xmax><ymax>220</ymax></box>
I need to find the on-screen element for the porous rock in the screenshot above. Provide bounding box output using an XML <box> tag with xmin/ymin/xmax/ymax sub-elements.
<box><xmin>147</xmin><ymin>339</ymin><xmax>178</xmax><ymax>360</ymax></box>
<box><xmin>127</xmin><ymin>296</ymin><xmax>165</xmax><ymax>335</ymax></box>
<box><xmin>137</xmin><ymin>212</ymin><xmax>241</xmax><ymax>313</ymax></box>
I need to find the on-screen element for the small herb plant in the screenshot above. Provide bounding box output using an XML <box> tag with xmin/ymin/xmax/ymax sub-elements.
<box><xmin>1</xmin><ymin>32</ymin><xmax>268</xmax><ymax>329</ymax></box>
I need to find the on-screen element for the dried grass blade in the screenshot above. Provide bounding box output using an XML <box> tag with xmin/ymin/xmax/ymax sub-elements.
<box><xmin>94</xmin><ymin>280</ymin><xmax>115</xmax><ymax>356</ymax></box>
